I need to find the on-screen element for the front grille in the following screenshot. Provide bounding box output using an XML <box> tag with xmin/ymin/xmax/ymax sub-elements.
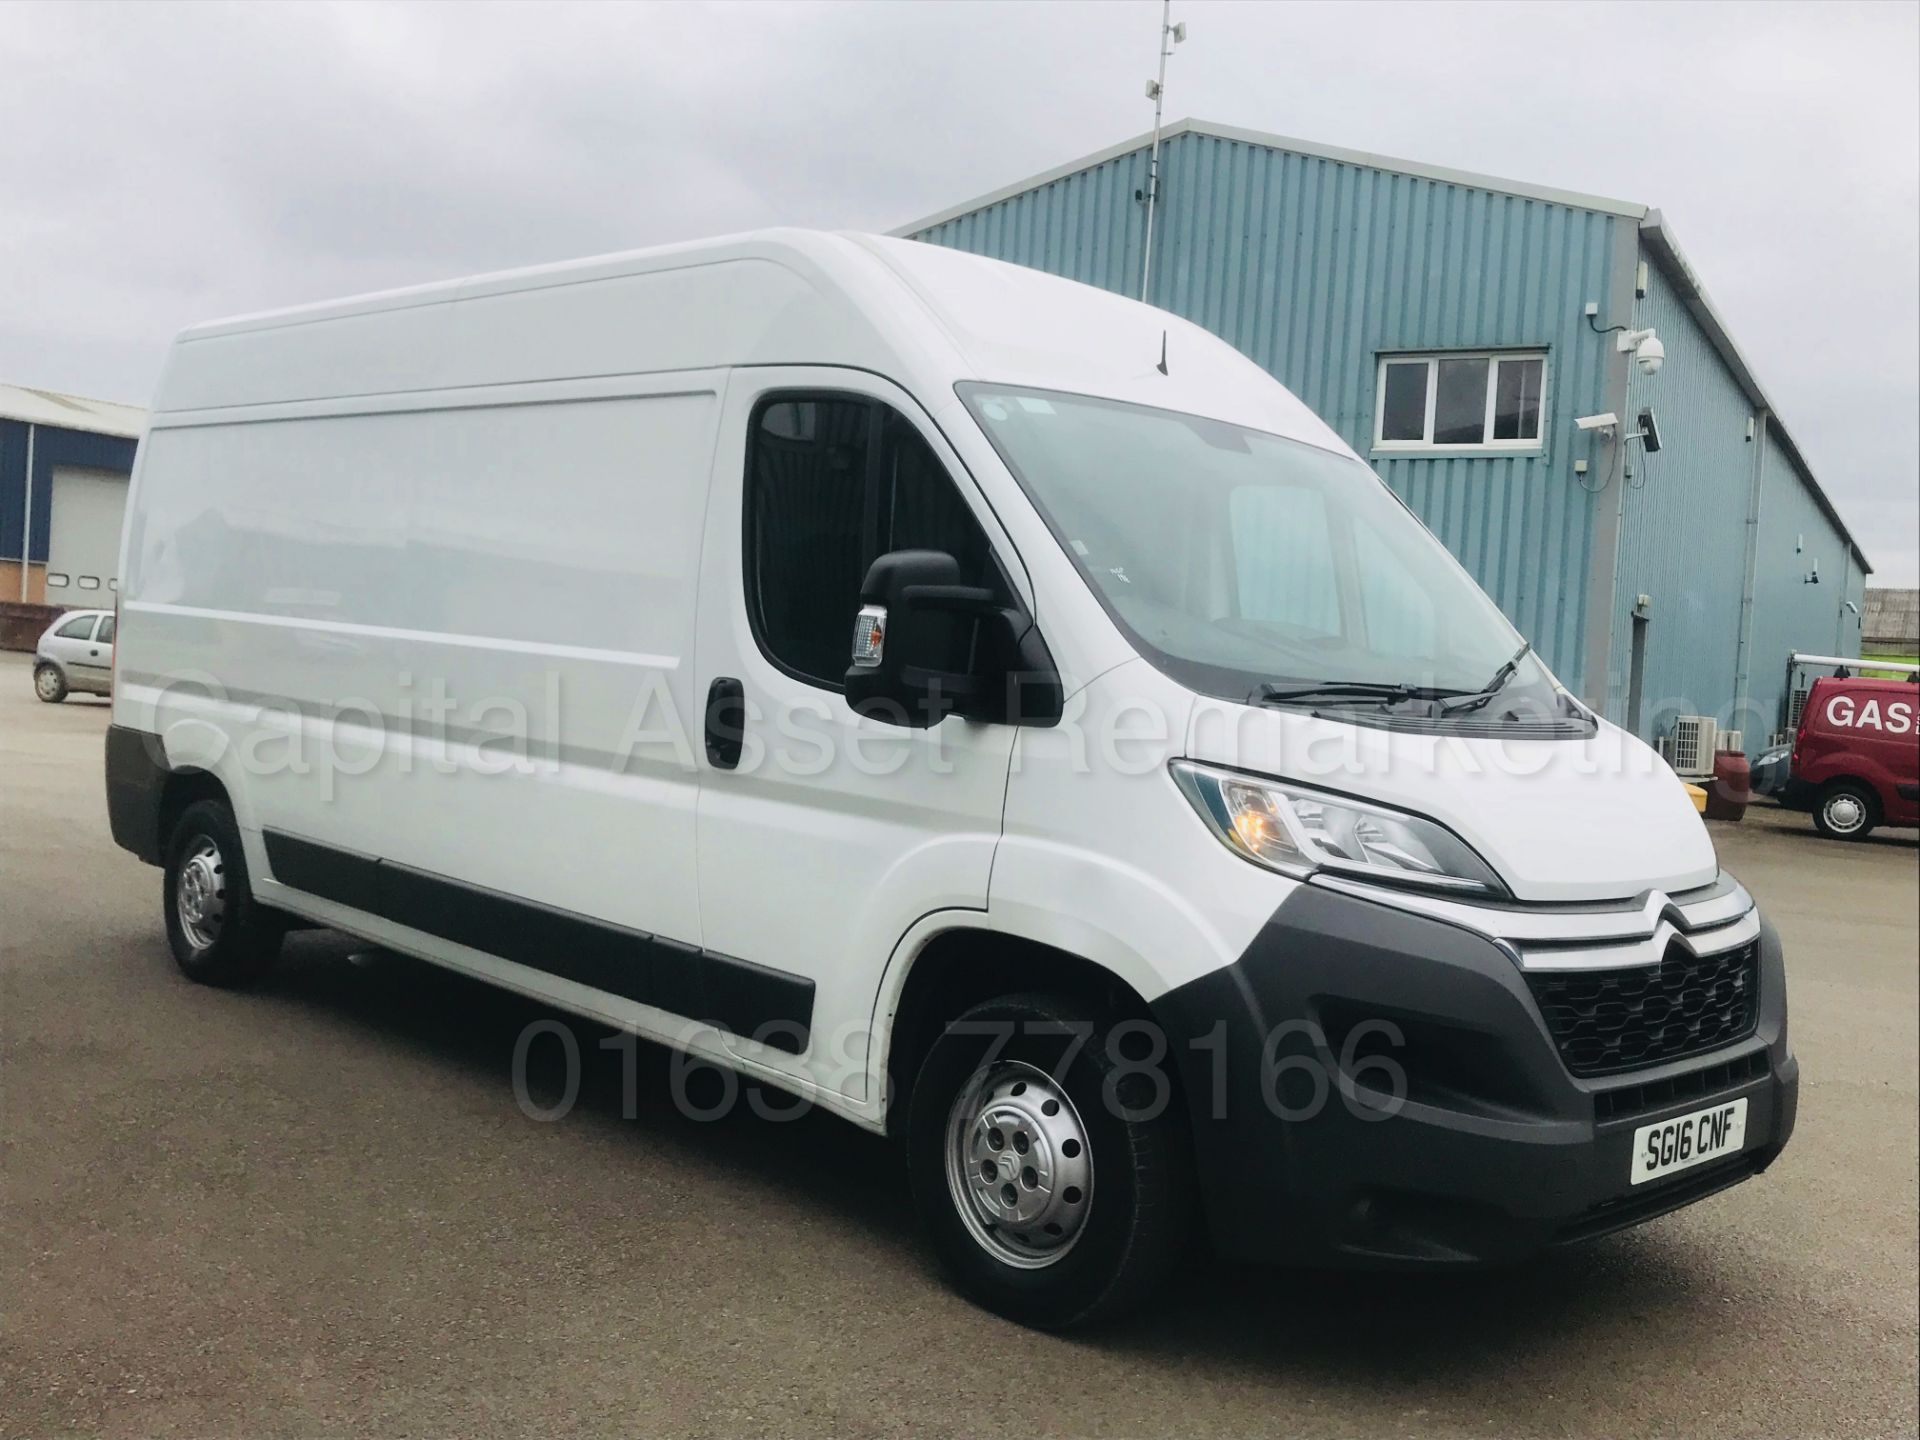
<box><xmin>1527</xmin><ymin>940</ymin><xmax>1760</xmax><ymax>1078</ymax></box>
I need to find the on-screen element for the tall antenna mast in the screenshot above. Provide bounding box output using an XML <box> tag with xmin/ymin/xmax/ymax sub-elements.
<box><xmin>1139</xmin><ymin>0</ymin><xmax>1187</xmax><ymax>303</ymax></box>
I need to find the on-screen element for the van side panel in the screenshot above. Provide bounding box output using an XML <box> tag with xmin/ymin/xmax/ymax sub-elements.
<box><xmin>120</xmin><ymin>380</ymin><xmax>719</xmax><ymax>948</ymax></box>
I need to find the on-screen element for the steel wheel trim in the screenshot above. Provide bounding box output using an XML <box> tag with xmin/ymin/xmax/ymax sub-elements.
<box><xmin>944</xmin><ymin>1060</ymin><xmax>1094</xmax><ymax>1270</ymax></box>
<box><xmin>176</xmin><ymin>837</ymin><xmax>228</xmax><ymax>952</ymax></box>
<box><xmin>34</xmin><ymin>666</ymin><xmax>62</xmax><ymax>700</ymax></box>
<box><xmin>1824</xmin><ymin>793</ymin><xmax>1867</xmax><ymax>833</ymax></box>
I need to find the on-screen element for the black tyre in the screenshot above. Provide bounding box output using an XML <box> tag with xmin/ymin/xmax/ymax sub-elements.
<box><xmin>1812</xmin><ymin>780</ymin><xmax>1879</xmax><ymax>841</ymax></box>
<box><xmin>907</xmin><ymin>992</ymin><xmax>1194</xmax><ymax>1330</ymax></box>
<box><xmin>33</xmin><ymin>663</ymin><xmax>67</xmax><ymax>703</ymax></box>
<box><xmin>162</xmin><ymin>799</ymin><xmax>284</xmax><ymax>986</ymax></box>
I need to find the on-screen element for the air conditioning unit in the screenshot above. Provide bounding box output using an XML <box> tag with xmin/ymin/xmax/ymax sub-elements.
<box><xmin>1717</xmin><ymin>730</ymin><xmax>1744</xmax><ymax>755</ymax></box>
<box><xmin>1666</xmin><ymin>715</ymin><xmax>1717</xmax><ymax>779</ymax></box>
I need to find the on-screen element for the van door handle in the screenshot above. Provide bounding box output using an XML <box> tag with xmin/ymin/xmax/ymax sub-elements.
<box><xmin>704</xmin><ymin>677</ymin><xmax>746</xmax><ymax>770</ymax></box>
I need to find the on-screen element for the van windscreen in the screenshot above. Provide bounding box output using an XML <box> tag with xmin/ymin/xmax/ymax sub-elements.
<box><xmin>961</xmin><ymin>383</ymin><xmax>1576</xmax><ymax>727</ymax></box>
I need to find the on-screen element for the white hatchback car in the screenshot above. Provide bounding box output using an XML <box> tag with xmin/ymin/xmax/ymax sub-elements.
<box><xmin>33</xmin><ymin>608</ymin><xmax>115</xmax><ymax>702</ymax></box>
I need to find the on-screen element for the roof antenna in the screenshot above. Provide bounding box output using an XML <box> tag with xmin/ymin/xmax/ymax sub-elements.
<box><xmin>1156</xmin><ymin>329</ymin><xmax>1169</xmax><ymax>376</ymax></box>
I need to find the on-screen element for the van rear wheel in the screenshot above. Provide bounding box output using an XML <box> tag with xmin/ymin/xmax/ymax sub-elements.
<box><xmin>906</xmin><ymin>992</ymin><xmax>1193</xmax><ymax>1331</ymax></box>
<box><xmin>1812</xmin><ymin>780</ymin><xmax>1879</xmax><ymax>841</ymax></box>
<box><xmin>163</xmin><ymin>799</ymin><xmax>284</xmax><ymax>986</ymax></box>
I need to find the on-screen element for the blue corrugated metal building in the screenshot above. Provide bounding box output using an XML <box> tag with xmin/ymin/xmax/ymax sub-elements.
<box><xmin>898</xmin><ymin>119</ymin><xmax>1870</xmax><ymax>756</ymax></box>
<box><xmin>1</xmin><ymin>383</ymin><xmax>145</xmax><ymax>611</ymax></box>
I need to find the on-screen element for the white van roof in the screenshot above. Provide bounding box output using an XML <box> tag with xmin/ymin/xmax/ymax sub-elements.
<box><xmin>155</xmin><ymin>230</ymin><xmax>1345</xmax><ymax>454</ymax></box>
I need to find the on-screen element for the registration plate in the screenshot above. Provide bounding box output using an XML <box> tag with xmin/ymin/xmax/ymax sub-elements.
<box><xmin>1629</xmin><ymin>1097</ymin><xmax>1748</xmax><ymax>1185</ymax></box>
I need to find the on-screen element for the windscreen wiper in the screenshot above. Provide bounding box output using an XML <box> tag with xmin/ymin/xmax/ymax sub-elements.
<box><xmin>1439</xmin><ymin>641</ymin><xmax>1530</xmax><ymax>715</ymax></box>
<box><xmin>1252</xmin><ymin>680</ymin><xmax>1419</xmax><ymax>707</ymax></box>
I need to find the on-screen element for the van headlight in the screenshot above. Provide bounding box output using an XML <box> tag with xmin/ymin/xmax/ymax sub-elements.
<box><xmin>1169</xmin><ymin>761</ymin><xmax>1507</xmax><ymax>897</ymax></box>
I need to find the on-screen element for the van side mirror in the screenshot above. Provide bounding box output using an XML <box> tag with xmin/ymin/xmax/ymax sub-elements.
<box><xmin>843</xmin><ymin>549</ymin><xmax>1063</xmax><ymax>729</ymax></box>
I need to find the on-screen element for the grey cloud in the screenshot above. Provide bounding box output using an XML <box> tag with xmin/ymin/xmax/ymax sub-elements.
<box><xmin>2</xmin><ymin>0</ymin><xmax>1913</xmax><ymax>581</ymax></box>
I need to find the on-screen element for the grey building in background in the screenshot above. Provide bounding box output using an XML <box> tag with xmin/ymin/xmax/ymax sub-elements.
<box><xmin>1862</xmin><ymin>588</ymin><xmax>1919</xmax><ymax>659</ymax></box>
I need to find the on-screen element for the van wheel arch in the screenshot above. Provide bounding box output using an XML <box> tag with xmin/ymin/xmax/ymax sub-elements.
<box><xmin>156</xmin><ymin>769</ymin><xmax>235</xmax><ymax>868</ymax></box>
<box><xmin>883</xmin><ymin>930</ymin><xmax>1165</xmax><ymax>1138</ymax></box>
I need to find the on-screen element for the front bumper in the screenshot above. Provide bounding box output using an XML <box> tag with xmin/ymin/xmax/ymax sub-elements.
<box><xmin>1151</xmin><ymin>880</ymin><xmax>1797</xmax><ymax>1267</ymax></box>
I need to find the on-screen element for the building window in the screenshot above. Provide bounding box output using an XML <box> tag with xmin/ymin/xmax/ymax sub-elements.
<box><xmin>1374</xmin><ymin>352</ymin><xmax>1546</xmax><ymax>452</ymax></box>
<box><xmin>46</xmin><ymin>572</ymin><xmax>69</xmax><ymax>588</ymax></box>
<box><xmin>77</xmin><ymin>575</ymin><xmax>101</xmax><ymax>590</ymax></box>
<box><xmin>744</xmin><ymin>393</ymin><xmax>1001</xmax><ymax>690</ymax></box>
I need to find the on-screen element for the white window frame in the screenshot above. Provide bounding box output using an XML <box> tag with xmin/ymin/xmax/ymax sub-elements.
<box><xmin>1372</xmin><ymin>350</ymin><xmax>1549</xmax><ymax>455</ymax></box>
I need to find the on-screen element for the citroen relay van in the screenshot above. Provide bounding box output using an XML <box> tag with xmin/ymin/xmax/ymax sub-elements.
<box><xmin>106</xmin><ymin>231</ymin><xmax>1796</xmax><ymax>1329</ymax></box>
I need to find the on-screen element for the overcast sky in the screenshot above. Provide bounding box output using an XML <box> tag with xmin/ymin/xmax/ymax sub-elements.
<box><xmin>3</xmin><ymin>0</ymin><xmax>1915</xmax><ymax>583</ymax></box>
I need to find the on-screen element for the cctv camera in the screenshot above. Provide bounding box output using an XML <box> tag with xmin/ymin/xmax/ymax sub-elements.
<box><xmin>1574</xmin><ymin>412</ymin><xmax>1619</xmax><ymax>431</ymax></box>
<box><xmin>1616</xmin><ymin>326</ymin><xmax>1665</xmax><ymax>376</ymax></box>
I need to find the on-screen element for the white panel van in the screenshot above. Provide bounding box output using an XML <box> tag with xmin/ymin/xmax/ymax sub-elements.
<box><xmin>107</xmin><ymin>231</ymin><xmax>1796</xmax><ymax>1328</ymax></box>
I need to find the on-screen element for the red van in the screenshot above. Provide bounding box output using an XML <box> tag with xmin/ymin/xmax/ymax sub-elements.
<box><xmin>1785</xmin><ymin>676</ymin><xmax>1920</xmax><ymax>840</ymax></box>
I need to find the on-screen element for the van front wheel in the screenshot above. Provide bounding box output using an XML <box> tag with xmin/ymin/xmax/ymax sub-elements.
<box><xmin>906</xmin><ymin>993</ymin><xmax>1194</xmax><ymax>1330</ymax></box>
<box><xmin>163</xmin><ymin>799</ymin><xmax>284</xmax><ymax>986</ymax></box>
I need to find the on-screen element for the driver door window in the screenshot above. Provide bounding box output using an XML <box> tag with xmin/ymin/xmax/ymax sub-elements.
<box><xmin>743</xmin><ymin>394</ymin><xmax>1000</xmax><ymax>690</ymax></box>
